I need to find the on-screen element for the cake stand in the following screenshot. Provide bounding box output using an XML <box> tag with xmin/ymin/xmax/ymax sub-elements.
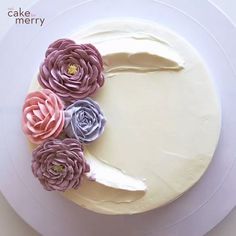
<box><xmin>0</xmin><ymin>0</ymin><xmax>236</xmax><ymax>235</ymax></box>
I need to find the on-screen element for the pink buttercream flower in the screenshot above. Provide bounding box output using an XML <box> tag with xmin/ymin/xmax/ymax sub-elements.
<box><xmin>38</xmin><ymin>39</ymin><xmax>105</xmax><ymax>104</ymax></box>
<box><xmin>22</xmin><ymin>89</ymin><xmax>65</xmax><ymax>144</ymax></box>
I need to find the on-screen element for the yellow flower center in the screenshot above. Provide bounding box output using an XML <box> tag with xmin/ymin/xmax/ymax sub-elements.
<box><xmin>52</xmin><ymin>165</ymin><xmax>64</xmax><ymax>173</ymax></box>
<box><xmin>67</xmin><ymin>64</ymin><xmax>78</xmax><ymax>75</ymax></box>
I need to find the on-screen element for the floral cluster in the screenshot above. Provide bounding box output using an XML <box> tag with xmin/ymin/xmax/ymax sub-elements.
<box><xmin>22</xmin><ymin>39</ymin><xmax>106</xmax><ymax>192</ymax></box>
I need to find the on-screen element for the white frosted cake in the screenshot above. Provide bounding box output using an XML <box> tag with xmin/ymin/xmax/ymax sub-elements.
<box><xmin>22</xmin><ymin>19</ymin><xmax>221</xmax><ymax>215</ymax></box>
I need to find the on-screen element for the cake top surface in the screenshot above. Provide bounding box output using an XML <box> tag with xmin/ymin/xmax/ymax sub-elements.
<box><xmin>25</xmin><ymin>19</ymin><xmax>221</xmax><ymax>215</ymax></box>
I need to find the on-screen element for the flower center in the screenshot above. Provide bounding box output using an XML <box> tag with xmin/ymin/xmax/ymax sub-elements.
<box><xmin>52</xmin><ymin>165</ymin><xmax>64</xmax><ymax>173</ymax></box>
<box><xmin>67</xmin><ymin>64</ymin><xmax>78</xmax><ymax>75</ymax></box>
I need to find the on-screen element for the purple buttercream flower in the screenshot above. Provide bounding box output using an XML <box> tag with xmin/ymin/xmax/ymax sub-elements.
<box><xmin>32</xmin><ymin>138</ymin><xmax>90</xmax><ymax>191</ymax></box>
<box><xmin>64</xmin><ymin>98</ymin><xmax>106</xmax><ymax>143</ymax></box>
<box><xmin>38</xmin><ymin>39</ymin><xmax>105</xmax><ymax>104</ymax></box>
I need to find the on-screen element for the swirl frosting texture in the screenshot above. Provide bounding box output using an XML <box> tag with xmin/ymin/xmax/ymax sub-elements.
<box><xmin>32</xmin><ymin>138</ymin><xmax>90</xmax><ymax>191</ymax></box>
<box><xmin>38</xmin><ymin>39</ymin><xmax>105</xmax><ymax>103</ymax></box>
<box><xmin>64</xmin><ymin>98</ymin><xmax>106</xmax><ymax>143</ymax></box>
<box><xmin>22</xmin><ymin>89</ymin><xmax>65</xmax><ymax>144</ymax></box>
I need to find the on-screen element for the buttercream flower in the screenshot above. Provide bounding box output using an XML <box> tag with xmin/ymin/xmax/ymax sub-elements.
<box><xmin>64</xmin><ymin>98</ymin><xmax>106</xmax><ymax>143</ymax></box>
<box><xmin>22</xmin><ymin>89</ymin><xmax>64</xmax><ymax>144</ymax></box>
<box><xmin>38</xmin><ymin>38</ymin><xmax>105</xmax><ymax>103</ymax></box>
<box><xmin>32</xmin><ymin>138</ymin><xmax>90</xmax><ymax>191</ymax></box>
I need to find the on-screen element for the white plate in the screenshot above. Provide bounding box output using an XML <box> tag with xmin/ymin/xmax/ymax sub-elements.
<box><xmin>0</xmin><ymin>0</ymin><xmax>236</xmax><ymax>235</ymax></box>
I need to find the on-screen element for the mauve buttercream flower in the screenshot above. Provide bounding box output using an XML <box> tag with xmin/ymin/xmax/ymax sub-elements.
<box><xmin>22</xmin><ymin>89</ymin><xmax>65</xmax><ymax>144</ymax></box>
<box><xmin>64</xmin><ymin>98</ymin><xmax>106</xmax><ymax>143</ymax></box>
<box><xmin>32</xmin><ymin>138</ymin><xmax>90</xmax><ymax>191</ymax></box>
<box><xmin>38</xmin><ymin>38</ymin><xmax>105</xmax><ymax>104</ymax></box>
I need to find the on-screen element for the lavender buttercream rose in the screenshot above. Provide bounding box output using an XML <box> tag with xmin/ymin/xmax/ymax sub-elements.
<box><xmin>38</xmin><ymin>39</ymin><xmax>105</xmax><ymax>104</ymax></box>
<box><xmin>32</xmin><ymin>138</ymin><xmax>90</xmax><ymax>191</ymax></box>
<box><xmin>64</xmin><ymin>98</ymin><xmax>106</xmax><ymax>143</ymax></box>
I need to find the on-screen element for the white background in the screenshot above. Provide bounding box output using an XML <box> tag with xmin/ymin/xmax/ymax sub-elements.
<box><xmin>0</xmin><ymin>0</ymin><xmax>235</xmax><ymax>235</ymax></box>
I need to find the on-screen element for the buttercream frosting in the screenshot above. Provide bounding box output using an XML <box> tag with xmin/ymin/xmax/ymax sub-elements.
<box><xmin>22</xmin><ymin>89</ymin><xmax>64</xmax><ymax>144</ymax></box>
<box><xmin>100</xmin><ymin>37</ymin><xmax>184</xmax><ymax>74</ymax></box>
<box><xmin>64</xmin><ymin>98</ymin><xmax>106</xmax><ymax>143</ymax></box>
<box><xmin>32</xmin><ymin>138</ymin><xmax>90</xmax><ymax>191</ymax></box>
<box><xmin>85</xmin><ymin>150</ymin><xmax>147</xmax><ymax>191</ymax></box>
<box><xmin>30</xmin><ymin>19</ymin><xmax>221</xmax><ymax>215</ymax></box>
<box><xmin>38</xmin><ymin>39</ymin><xmax>104</xmax><ymax>104</ymax></box>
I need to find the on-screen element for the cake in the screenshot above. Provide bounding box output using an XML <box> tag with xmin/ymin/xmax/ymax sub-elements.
<box><xmin>22</xmin><ymin>19</ymin><xmax>221</xmax><ymax>215</ymax></box>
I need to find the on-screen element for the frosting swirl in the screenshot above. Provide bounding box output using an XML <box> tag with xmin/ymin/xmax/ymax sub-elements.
<box><xmin>32</xmin><ymin>138</ymin><xmax>90</xmax><ymax>191</ymax></box>
<box><xmin>38</xmin><ymin>39</ymin><xmax>105</xmax><ymax>104</ymax></box>
<box><xmin>22</xmin><ymin>89</ymin><xmax>65</xmax><ymax>144</ymax></box>
<box><xmin>64</xmin><ymin>98</ymin><xmax>106</xmax><ymax>143</ymax></box>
